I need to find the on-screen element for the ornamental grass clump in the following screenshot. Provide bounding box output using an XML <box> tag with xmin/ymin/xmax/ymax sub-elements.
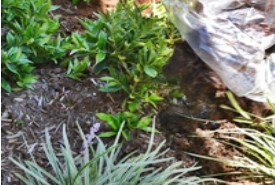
<box><xmin>192</xmin><ymin>92</ymin><xmax>275</xmax><ymax>183</ymax></box>
<box><xmin>10</xmin><ymin>119</ymin><xmax>220</xmax><ymax>185</ymax></box>
<box><xmin>217</xmin><ymin>93</ymin><xmax>275</xmax><ymax>182</ymax></box>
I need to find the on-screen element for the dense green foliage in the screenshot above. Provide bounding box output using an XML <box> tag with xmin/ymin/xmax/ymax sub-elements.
<box><xmin>1</xmin><ymin>0</ymin><xmax>180</xmax><ymax>138</ymax></box>
<box><xmin>64</xmin><ymin>1</ymin><xmax>180</xmax><ymax>112</ymax></box>
<box><xmin>61</xmin><ymin>1</ymin><xmax>180</xmax><ymax>137</ymax></box>
<box><xmin>1</xmin><ymin>0</ymin><xmax>66</xmax><ymax>91</ymax></box>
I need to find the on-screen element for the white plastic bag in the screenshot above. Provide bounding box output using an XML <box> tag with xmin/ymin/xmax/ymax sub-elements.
<box><xmin>163</xmin><ymin>0</ymin><xmax>275</xmax><ymax>103</ymax></box>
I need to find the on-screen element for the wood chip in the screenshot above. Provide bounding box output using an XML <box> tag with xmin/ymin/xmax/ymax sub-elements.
<box><xmin>27</xmin><ymin>143</ymin><xmax>38</xmax><ymax>153</ymax></box>
<box><xmin>13</xmin><ymin>98</ymin><xmax>24</xmax><ymax>102</ymax></box>
<box><xmin>8</xmin><ymin>139</ymin><xmax>18</xmax><ymax>144</ymax></box>
<box><xmin>1</xmin><ymin>118</ymin><xmax>12</xmax><ymax>123</ymax></box>
<box><xmin>90</xmin><ymin>78</ymin><xmax>98</xmax><ymax>86</ymax></box>
<box><xmin>6</xmin><ymin>131</ymin><xmax>23</xmax><ymax>139</ymax></box>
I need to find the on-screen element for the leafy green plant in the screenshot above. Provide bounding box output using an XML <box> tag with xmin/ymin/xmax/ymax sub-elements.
<box><xmin>64</xmin><ymin>1</ymin><xmax>180</xmax><ymax>112</ymax></box>
<box><xmin>66</xmin><ymin>56</ymin><xmax>91</xmax><ymax>80</ymax></box>
<box><xmin>10</xmin><ymin>120</ymin><xmax>220</xmax><ymax>185</ymax></box>
<box><xmin>1</xmin><ymin>0</ymin><xmax>66</xmax><ymax>91</ymax></box>
<box><xmin>96</xmin><ymin>112</ymin><xmax>157</xmax><ymax>140</ymax></box>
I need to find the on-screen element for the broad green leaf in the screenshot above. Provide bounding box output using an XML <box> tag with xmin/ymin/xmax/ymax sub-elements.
<box><xmin>21</xmin><ymin>75</ymin><xmax>37</xmax><ymax>84</ymax></box>
<box><xmin>99</xmin><ymin>131</ymin><xmax>117</xmax><ymax>138</ymax></box>
<box><xmin>69</xmin><ymin>49</ymin><xmax>82</xmax><ymax>55</ymax></box>
<box><xmin>6</xmin><ymin>32</ymin><xmax>15</xmax><ymax>46</ymax></box>
<box><xmin>119</xmin><ymin>73</ymin><xmax>127</xmax><ymax>87</ymax></box>
<box><xmin>93</xmin><ymin>59</ymin><xmax>109</xmax><ymax>74</ymax></box>
<box><xmin>96</xmin><ymin>113</ymin><xmax>119</xmax><ymax>131</ymax></box>
<box><xmin>1</xmin><ymin>78</ymin><xmax>11</xmax><ymax>92</ymax></box>
<box><xmin>96</xmin><ymin>51</ymin><xmax>106</xmax><ymax>63</ymax></box>
<box><xmin>71</xmin><ymin>33</ymin><xmax>88</xmax><ymax>49</ymax></box>
<box><xmin>127</xmin><ymin>101</ymin><xmax>142</xmax><ymax>113</ymax></box>
<box><xmin>49</xmin><ymin>5</ymin><xmax>60</xmax><ymax>11</ymax></box>
<box><xmin>85</xmin><ymin>32</ymin><xmax>98</xmax><ymax>43</ymax></box>
<box><xmin>96</xmin><ymin>113</ymin><xmax>111</xmax><ymax>122</ymax></box>
<box><xmin>97</xmin><ymin>31</ymin><xmax>107</xmax><ymax>49</ymax></box>
<box><xmin>7</xmin><ymin>47</ymin><xmax>22</xmax><ymax>62</ymax></box>
<box><xmin>5</xmin><ymin>63</ymin><xmax>19</xmax><ymax>75</ymax></box>
<box><xmin>122</xmin><ymin>130</ymin><xmax>130</xmax><ymax>140</ymax></box>
<box><xmin>67</xmin><ymin>73</ymin><xmax>85</xmax><ymax>80</ymax></box>
<box><xmin>73</xmin><ymin>57</ymin><xmax>90</xmax><ymax>72</ymax></box>
<box><xmin>39</xmin><ymin>2</ymin><xmax>51</xmax><ymax>15</ymax></box>
<box><xmin>108</xmin><ymin>81</ymin><xmax>120</xmax><ymax>86</ymax></box>
<box><xmin>136</xmin><ymin>116</ymin><xmax>152</xmax><ymax>129</ymax></box>
<box><xmin>122</xmin><ymin>111</ymin><xmax>136</xmax><ymax>118</ymax></box>
<box><xmin>100</xmin><ymin>76</ymin><xmax>115</xmax><ymax>81</ymax></box>
<box><xmin>149</xmin><ymin>93</ymin><xmax>163</xmax><ymax>101</ymax></box>
<box><xmin>144</xmin><ymin>66</ymin><xmax>157</xmax><ymax>78</ymax></box>
<box><xmin>99</xmin><ymin>85</ymin><xmax>122</xmax><ymax>92</ymax></box>
<box><xmin>108</xmin><ymin>67</ymin><xmax>117</xmax><ymax>78</ymax></box>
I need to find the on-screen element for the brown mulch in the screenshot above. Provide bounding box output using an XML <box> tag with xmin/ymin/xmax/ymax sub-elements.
<box><xmin>1</xmin><ymin>0</ymin><xmax>274</xmax><ymax>185</ymax></box>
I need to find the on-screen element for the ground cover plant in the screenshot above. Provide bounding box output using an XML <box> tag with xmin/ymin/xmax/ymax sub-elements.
<box><xmin>10</xmin><ymin>121</ymin><xmax>220</xmax><ymax>185</ymax></box>
<box><xmin>1</xmin><ymin>0</ymin><xmax>66</xmax><ymax>91</ymax></box>
<box><xmin>96</xmin><ymin>112</ymin><xmax>155</xmax><ymax>140</ymax></box>
<box><xmin>63</xmin><ymin>0</ymin><xmax>180</xmax><ymax>112</ymax></box>
<box><xmin>1</xmin><ymin>0</ymin><xmax>181</xmax><ymax>139</ymax></box>
<box><xmin>62</xmin><ymin>0</ymin><xmax>181</xmax><ymax>138</ymax></box>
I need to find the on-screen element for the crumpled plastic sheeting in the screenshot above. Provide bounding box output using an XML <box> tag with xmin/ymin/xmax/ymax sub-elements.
<box><xmin>163</xmin><ymin>0</ymin><xmax>275</xmax><ymax>103</ymax></box>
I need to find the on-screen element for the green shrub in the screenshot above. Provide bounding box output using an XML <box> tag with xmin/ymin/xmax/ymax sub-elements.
<box><xmin>1</xmin><ymin>0</ymin><xmax>66</xmax><ymax>91</ymax></box>
<box><xmin>63</xmin><ymin>1</ymin><xmax>180</xmax><ymax>112</ymax></box>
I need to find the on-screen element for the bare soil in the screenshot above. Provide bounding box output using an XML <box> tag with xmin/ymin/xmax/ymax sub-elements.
<box><xmin>1</xmin><ymin>0</ymin><xmax>274</xmax><ymax>185</ymax></box>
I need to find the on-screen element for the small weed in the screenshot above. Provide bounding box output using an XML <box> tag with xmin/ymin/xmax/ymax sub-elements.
<box><xmin>96</xmin><ymin>112</ymin><xmax>158</xmax><ymax>140</ymax></box>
